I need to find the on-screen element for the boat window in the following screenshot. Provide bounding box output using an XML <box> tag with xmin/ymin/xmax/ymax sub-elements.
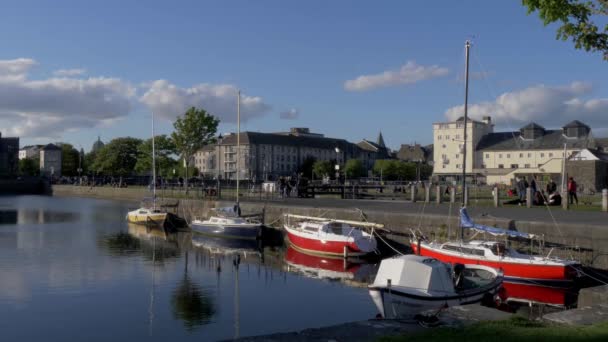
<box><xmin>442</xmin><ymin>244</ymin><xmax>484</xmax><ymax>256</ymax></box>
<box><xmin>303</xmin><ymin>226</ymin><xmax>318</xmax><ymax>233</ymax></box>
<box><xmin>490</xmin><ymin>243</ymin><xmax>506</xmax><ymax>256</ymax></box>
<box><xmin>210</xmin><ymin>219</ymin><xmax>218</xmax><ymax>223</ymax></box>
<box><xmin>327</xmin><ymin>222</ymin><xmax>343</xmax><ymax>235</ymax></box>
<box><xmin>139</xmin><ymin>211</ymin><xmax>147</xmax><ymax>214</ymax></box>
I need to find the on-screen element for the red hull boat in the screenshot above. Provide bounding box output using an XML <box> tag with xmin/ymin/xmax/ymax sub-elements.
<box><xmin>283</xmin><ymin>214</ymin><xmax>379</xmax><ymax>257</ymax></box>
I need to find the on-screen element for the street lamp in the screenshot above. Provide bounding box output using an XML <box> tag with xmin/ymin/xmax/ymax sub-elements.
<box><xmin>334</xmin><ymin>147</ymin><xmax>341</xmax><ymax>182</ymax></box>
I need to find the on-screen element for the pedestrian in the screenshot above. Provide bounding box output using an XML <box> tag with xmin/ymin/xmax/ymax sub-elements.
<box><xmin>530</xmin><ymin>175</ymin><xmax>537</xmax><ymax>195</ymax></box>
<box><xmin>516</xmin><ymin>177</ymin><xmax>526</xmax><ymax>205</ymax></box>
<box><xmin>546</xmin><ymin>179</ymin><xmax>557</xmax><ymax>195</ymax></box>
<box><xmin>567</xmin><ymin>177</ymin><xmax>578</xmax><ymax>205</ymax></box>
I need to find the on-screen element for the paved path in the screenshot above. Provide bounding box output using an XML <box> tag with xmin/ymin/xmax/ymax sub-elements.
<box><xmin>236</xmin><ymin>197</ymin><xmax>607</xmax><ymax>227</ymax></box>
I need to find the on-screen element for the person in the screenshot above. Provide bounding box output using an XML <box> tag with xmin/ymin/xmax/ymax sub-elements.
<box><xmin>546</xmin><ymin>179</ymin><xmax>557</xmax><ymax>195</ymax></box>
<box><xmin>516</xmin><ymin>177</ymin><xmax>526</xmax><ymax>205</ymax></box>
<box><xmin>548</xmin><ymin>191</ymin><xmax>562</xmax><ymax>206</ymax></box>
<box><xmin>530</xmin><ymin>175</ymin><xmax>538</xmax><ymax>195</ymax></box>
<box><xmin>567</xmin><ymin>177</ymin><xmax>578</xmax><ymax>205</ymax></box>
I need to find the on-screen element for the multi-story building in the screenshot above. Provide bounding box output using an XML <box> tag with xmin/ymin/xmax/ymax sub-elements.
<box><xmin>40</xmin><ymin>144</ymin><xmax>62</xmax><ymax>178</ymax></box>
<box><xmin>396</xmin><ymin>143</ymin><xmax>433</xmax><ymax>164</ymax></box>
<box><xmin>433</xmin><ymin>117</ymin><xmax>605</xmax><ymax>185</ymax></box>
<box><xmin>194</xmin><ymin>128</ymin><xmax>385</xmax><ymax>181</ymax></box>
<box><xmin>19</xmin><ymin>145</ymin><xmax>43</xmax><ymax>160</ymax></box>
<box><xmin>0</xmin><ymin>132</ymin><xmax>19</xmax><ymax>176</ymax></box>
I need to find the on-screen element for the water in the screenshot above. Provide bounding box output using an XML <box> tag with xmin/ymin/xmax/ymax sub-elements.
<box><xmin>0</xmin><ymin>196</ymin><xmax>377</xmax><ymax>341</ymax></box>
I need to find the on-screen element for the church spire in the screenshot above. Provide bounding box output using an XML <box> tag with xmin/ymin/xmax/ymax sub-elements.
<box><xmin>377</xmin><ymin>131</ymin><xmax>386</xmax><ymax>148</ymax></box>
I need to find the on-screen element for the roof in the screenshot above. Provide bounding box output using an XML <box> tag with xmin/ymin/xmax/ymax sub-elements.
<box><xmin>376</xmin><ymin>131</ymin><xmax>386</xmax><ymax>148</ymax></box>
<box><xmin>563</xmin><ymin>120</ymin><xmax>589</xmax><ymax>129</ymax></box>
<box><xmin>476</xmin><ymin>129</ymin><xmax>593</xmax><ymax>151</ymax></box>
<box><xmin>396</xmin><ymin>144</ymin><xmax>429</xmax><ymax>162</ymax></box>
<box><xmin>219</xmin><ymin>131</ymin><xmax>356</xmax><ymax>152</ymax></box>
<box><xmin>520</xmin><ymin>122</ymin><xmax>545</xmax><ymax>131</ymax></box>
<box><xmin>43</xmin><ymin>143</ymin><xmax>61</xmax><ymax>151</ymax></box>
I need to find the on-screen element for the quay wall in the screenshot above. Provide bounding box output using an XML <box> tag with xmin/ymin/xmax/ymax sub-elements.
<box><xmin>52</xmin><ymin>185</ymin><xmax>608</xmax><ymax>268</ymax></box>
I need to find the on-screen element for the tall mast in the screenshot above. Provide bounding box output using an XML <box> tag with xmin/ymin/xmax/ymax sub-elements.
<box><xmin>152</xmin><ymin>110</ymin><xmax>157</xmax><ymax>208</ymax></box>
<box><xmin>461</xmin><ymin>40</ymin><xmax>471</xmax><ymax>240</ymax></box>
<box><xmin>236</xmin><ymin>90</ymin><xmax>240</xmax><ymax>206</ymax></box>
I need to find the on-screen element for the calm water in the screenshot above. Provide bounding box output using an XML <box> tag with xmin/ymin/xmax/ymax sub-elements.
<box><xmin>0</xmin><ymin>196</ymin><xmax>377</xmax><ymax>341</ymax></box>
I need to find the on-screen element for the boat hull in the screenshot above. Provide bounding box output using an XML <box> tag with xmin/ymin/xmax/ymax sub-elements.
<box><xmin>285</xmin><ymin>227</ymin><xmax>370</xmax><ymax>257</ymax></box>
<box><xmin>191</xmin><ymin>222</ymin><xmax>261</xmax><ymax>240</ymax></box>
<box><xmin>500</xmin><ymin>282</ymin><xmax>577</xmax><ymax>307</ymax></box>
<box><xmin>126</xmin><ymin>212</ymin><xmax>167</xmax><ymax>226</ymax></box>
<box><xmin>411</xmin><ymin>242</ymin><xmax>577</xmax><ymax>285</ymax></box>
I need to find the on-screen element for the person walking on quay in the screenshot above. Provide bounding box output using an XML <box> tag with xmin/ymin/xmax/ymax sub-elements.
<box><xmin>530</xmin><ymin>175</ymin><xmax>538</xmax><ymax>195</ymax></box>
<box><xmin>567</xmin><ymin>177</ymin><xmax>578</xmax><ymax>205</ymax></box>
<box><xmin>516</xmin><ymin>177</ymin><xmax>526</xmax><ymax>205</ymax></box>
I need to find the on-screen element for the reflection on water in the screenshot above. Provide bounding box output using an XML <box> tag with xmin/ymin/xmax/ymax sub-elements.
<box><xmin>0</xmin><ymin>196</ymin><xmax>376</xmax><ymax>341</ymax></box>
<box><xmin>0</xmin><ymin>208</ymin><xmax>79</xmax><ymax>225</ymax></box>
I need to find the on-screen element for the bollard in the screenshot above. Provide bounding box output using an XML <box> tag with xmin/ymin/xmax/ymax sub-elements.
<box><xmin>436</xmin><ymin>185</ymin><xmax>442</xmax><ymax>204</ymax></box>
<box><xmin>603</xmin><ymin>189</ymin><xmax>608</xmax><ymax>212</ymax></box>
<box><xmin>450</xmin><ymin>186</ymin><xmax>456</xmax><ymax>203</ymax></box>
<box><xmin>411</xmin><ymin>184</ymin><xmax>416</xmax><ymax>203</ymax></box>
<box><xmin>425</xmin><ymin>185</ymin><xmax>431</xmax><ymax>203</ymax></box>
<box><xmin>562</xmin><ymin>190</ymin><xmax>569</xmax><ymax>210</ymax></box>
<box><xmin>526</xmin><ymin>187</ymin><xmax>532</xmax><ymax>208</ymax></box>
<box><xmin>464</xmin><ymin>185</ymin><xmax>469</xmax><ymax>206</ymax></box>
<box><xmin>493</xmin><ymin>186</ymin><xmax>499</xmax><ymax>208</ymax></box>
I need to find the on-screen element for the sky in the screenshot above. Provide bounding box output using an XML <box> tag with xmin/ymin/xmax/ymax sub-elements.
<box><xmin>1</xmin><ymin>0</ymin><xmax>607</xmax><ymax>151</ymax></box>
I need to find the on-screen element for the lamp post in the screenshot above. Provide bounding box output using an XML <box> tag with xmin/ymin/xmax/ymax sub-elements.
<box><xmin>334</xmin><ymin>147</ymin><xmax>341</xmax><ymax>183</ymax></box>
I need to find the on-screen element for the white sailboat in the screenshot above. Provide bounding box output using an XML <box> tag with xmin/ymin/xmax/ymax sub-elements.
<box><xmin>127</xmin><ymin>111</ymin><xmax>185</xmax><ymax>228</ymax></box>
<box><xmin>190</xmin><ymin>90</ymin><xmax>262</xmax><ymax>239</ymax></box>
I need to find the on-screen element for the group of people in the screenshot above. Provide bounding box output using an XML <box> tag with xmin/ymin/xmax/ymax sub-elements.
<box><xmin>512</xmin><ymin>176</ymin><xmax>579</xmax><ymax>206</ymax></box>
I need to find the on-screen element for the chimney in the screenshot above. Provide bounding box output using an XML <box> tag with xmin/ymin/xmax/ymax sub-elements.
<box><xmin>482</xmin><ymin>116</ymin><xmax>491</xmax><ymax>124</ymax></box>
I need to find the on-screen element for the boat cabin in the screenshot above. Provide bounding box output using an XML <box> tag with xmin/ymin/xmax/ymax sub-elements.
<box><xmin>206</xmin><ymin>216</ymin><xmax>249</xmax><ymax>225</ymax></box>
<box><xmin>440</xmin><ymin>241</ymin><xmax>510</xmax><ymax>258</ymax></box>
<box><xmin>298</xmin><ymin>221</ymin><xmax>350</xmax><ymax>236</ymax></box>
<box><xmin>373</xmin><ymin>255</ymin><xmax>455</xmax><ymax>294</ymax></box>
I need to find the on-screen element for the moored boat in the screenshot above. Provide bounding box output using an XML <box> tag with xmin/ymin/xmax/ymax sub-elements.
<box><xmin>411</xmin><ymin>208</ymin><xmax>580</xmax><ymax>285</ymax></box>
<box><xmin>283</xmin><ymin>214</ymin><xmax>379</xmax><ymax>258</ymax></box>
<box><xmin>190</xmin><ymin>206</ymin><xmax>262</xmax><ymax>240</ymax></box>
<box><xmin>368</xmin><ymin>254</ymin><xmax>503</xmax><ymax>319</ymax></box>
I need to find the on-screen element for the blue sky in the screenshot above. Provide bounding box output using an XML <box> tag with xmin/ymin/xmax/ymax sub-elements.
<box><xmin>1</xmin><ymin>0</ymin><xmax>607</xmax><ymax>151</ymax></box>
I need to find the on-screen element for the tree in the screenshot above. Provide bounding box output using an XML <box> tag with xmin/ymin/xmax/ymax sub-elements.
<box><xmin>344</xmin><ymin>159</ymin><xmax>366</xmax><ymax>179</ymax></box>
<box><xmin>313</xmin><ymin>160</ymin><xmax>333</xmax><ymax>179</ymax></box>
<box><xmin>171</xmin><ymin>107</ymin><xmax>219</xmax><ymax>190</ymax></box>
<box><xmin>19</xmin><ymin>157</ymin><xmax>39</xmax><ymax>176</ymax></box>
<box><xmin>298</xmin><ymin>156</ymin><xmax>316</xmax><ymax>178</ymax></box>
<box><xmin>59</xmin><ymin>143</ymin><xmax>80</xmax><ymax>176</ymax></box>
<box><xmin>91</xmin><ymin>137</ymin><xmax>142</xmax><ymax>177</ymax></box>
<box><xmin>134</xmin><ymin>135</ymin><xmax>177</xmax><ymax>176</ymax></box>
<box><xmin>523</xmin><ymin>0</ymin><xmax>608</xmax><ymax>60</ymax></box>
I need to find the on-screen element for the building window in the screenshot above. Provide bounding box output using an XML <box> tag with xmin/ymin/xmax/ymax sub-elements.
<box><xmin>498</xmin><ymin>164</ymin><xmax>504</xmax><ymax>169</ymax></box>
<box><xmin>519</xmin><ymin>153</ymin><xmax>523</xmax><ymax>158</ymax></box>
<box><xmin>549</xmin><ymin>153</ymin><xmax>553</xmax><ymax>157</ymax></box>
<box><xmin>442</xmin><ymin>164</ymin><xmax>446</xmax><ymax>169</ymax></box>
<box><xmin>438</xmin><ymin>135</ymin><xmax>442</xmax><ymax>140</ymax></box>
<box><xmin>506</xmin><ymin>154</ymin><xmax>511</xmax><ymax>158</ymax></box>
<box><xmin>446</xmin><ymin>135</ymin><xmax>450</xmax><ymax>139</ymax></box>
<box><xmin>455</xmin><ymin>134</ymin><xmax>460</xmax><ymax>139</ymax></box>
<box><xmin>527</xmin><ymin>153</ymin><xmax>531</xmax><ymax>158</ymax></box>
<box><xmin>481</xmin><ymin>164</ymin><xmax>486</xmax><ymax>169</ymax></box>
<box><xmin>510</xmin><ymin>164</ymin><xmax>518</xmax><ymax>168</ymax></box>
<box><xmin>499</xmin><ymin>154</ymin><xmax>502</xmax><ymax>158</ymax></box>
<box><xmin>485</xmin><ymin>153</ymin><xmax>489</xmax><ymax>159</ymax></box>
<box><xmin>540</xmin><ymin>153</ymin><xmax>544</xmax><ymax>157</ymax></box>
<box><xmin>524</xmin><ymin>164</ymin><xmax>530</xmax><ymax>168</ymax></box>
<box><xmin>455</xmin><ymin>154</ymin><xmax>459</xmax><ymax>159</ymax></box>
<box><xmin>538</xmin><ymin>164</ymin><xmax>542</xmax><ymax>168</ymax></box>
<box><xmin>456</xmin><ymin>164</ymin><xmax>461</xmax><ymax>168</ymax></box>
<box><xmin>442</xmin><ymin>144</ymin><xmax>446</xmax><ymax>148</ymax></box>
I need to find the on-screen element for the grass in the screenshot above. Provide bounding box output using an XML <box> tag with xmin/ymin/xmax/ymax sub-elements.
<box><xmin>379</xmin><ymin>317</ymin><xmax>608</xmax><ymax>342</ymax></box>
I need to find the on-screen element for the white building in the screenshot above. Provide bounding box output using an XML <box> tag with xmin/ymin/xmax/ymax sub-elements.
<box><xmin>19</xmin><ymin>145</ymin><xmax>43</xmax><ymax>160</ymax></box>
<box><xmin>433</xmin><ymin>118</ymin><xmax>601</xmax><ymax>185</ymax></box>
<box><xmin>40</xmin><ymin>144</ymin><xmax>62</xmax><ymax>177</ymax></box>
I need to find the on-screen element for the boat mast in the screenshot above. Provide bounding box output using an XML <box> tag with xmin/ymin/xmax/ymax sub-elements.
<box><xmin>152</xmin><ymin>110</ymin><xmax>157</xmax><ymax>209</ymax></box>
<box><xmin>461</xmin><ymin>40</ymin><xmax>471</xmax><ymax>241</ymax></box>
<box><xmin>236</xmin><ymin>90</ymin><xmax>240</xmax><ymax>207</ymax></box>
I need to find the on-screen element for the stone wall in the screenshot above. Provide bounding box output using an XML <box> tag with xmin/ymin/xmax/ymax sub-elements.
<box><xmin>566</xmin><ymin>160</ymin><xmax>608</xmax><ymax>192</ymax></box>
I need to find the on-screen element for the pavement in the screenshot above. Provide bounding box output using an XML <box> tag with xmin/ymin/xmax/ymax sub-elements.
<box><xmin>237</xmin><ymin>197</ymin><xmax>608</xmax><ymax>228</ymax></box>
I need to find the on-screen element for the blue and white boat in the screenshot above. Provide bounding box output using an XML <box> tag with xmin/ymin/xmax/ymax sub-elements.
<box><xmin>190</xmin><ymin>206</ymin><xmax>262</xmax><ymax>240</ymax></box>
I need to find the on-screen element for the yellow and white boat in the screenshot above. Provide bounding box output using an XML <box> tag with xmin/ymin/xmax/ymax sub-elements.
<box><xmin>126</xmin><ymin>207</ymin><xmax>167</xmax><ymax>226</ymax></box>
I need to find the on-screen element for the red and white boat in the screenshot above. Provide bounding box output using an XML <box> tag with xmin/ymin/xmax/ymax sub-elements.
<box><xmin>283</xmin><ymin>214</ymin><xmax>380</xmax><ymax>257</ymax></box>
<box><xmin>411</xmin><ymin>208</ymin><xmax>580</xmax><ymax>286</ymax></box>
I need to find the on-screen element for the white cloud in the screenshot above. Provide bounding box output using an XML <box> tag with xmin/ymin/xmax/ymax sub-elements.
<box><xmin>139</xmin><ymin>80</ymin><xmax>271</xmax><ymax>122</ymax></box>
<box><xmin>444</xmin><ymin>81</ymin><xmax>608</xmax><ymax>130</ymax></box>
<box><xmin>0</xmin><ymin>58</ymin><xmax>135</xmax><ymax>139</ymax></box>
<box><xmin>0</xmin><ymin>58</ymin><xmax>36</xmax><ymax>75</ymax></box>
<box><xmin>279</xmin><ymin>108</ymin><xmax>299</xmax><ymax>120</ymax></box>
<box><xmin>344</xmin><ymin>61</ymin><xmax>449</xmax><ymax>92</ymax></box>
<box><xmin>53</xmin><ymin>68</ymin><xmax>87</xmax><ymax>77</ymax></box>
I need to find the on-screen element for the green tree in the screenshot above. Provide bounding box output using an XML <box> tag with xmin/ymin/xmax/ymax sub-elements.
<box><xmin>298</xmin><ymin>156</ymin><xmax>316</xmax><ymax>178</ymax></box>
<box><xmin>91</xmin><ymin>137</ymin><xmax>142</xmax><ymax>177</ymax></box>
<box><xmin>59</xmin><ymin>143</ymin><xmax>80</xmax><ymax>176</ymax></box>
<box><xmin>19</xmin><ymin>157</ymin><xmax>40</xmax><ymax>176</ymax></box>
<box><xmin>313</xmin><ymin>160</ymin><xmax>333</xmax><ymax>179</ymax></box>
<box><xmin>134</xmin><ymin>135</ymin><xmax>177</xmax><ymax>176</ymax></box>
<box><xmin>523</xmin><ymin>0</ymin><xmax>608</xmax><ymax>60</ymax></box>
<box><xmin>344</xmin><ymin>159</ymin><xmax>366</xmax><ymax>178</ymax></box>
<box><xmin>171</xmin><ymin>107</ymin><xmax>219</xmax><ymax>190</ymax></box>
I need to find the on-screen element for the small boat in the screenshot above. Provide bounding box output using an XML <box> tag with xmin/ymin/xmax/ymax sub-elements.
<box><xmin>283</xmin><ymin>214</ymin><xmax>379</xmax><ymax>258</ymax></box>
<box><xmin>127</xmin><ymin>199</ymin><xmax>188</xmax><ymax>229</ymax></box>
<box><xmin>368</xmin><ymin>254</ymin><xmax>503</xmax><ymax>319</ymax></box>
<box><xmin>190</xmin><ymin>206</ymin><xmax>262</xmax><ymax>240</ymax></box>
<box><xmin>411</xmin><ymin>208</ymin><xmax>580</xmax><ymax>286</ymax></box>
